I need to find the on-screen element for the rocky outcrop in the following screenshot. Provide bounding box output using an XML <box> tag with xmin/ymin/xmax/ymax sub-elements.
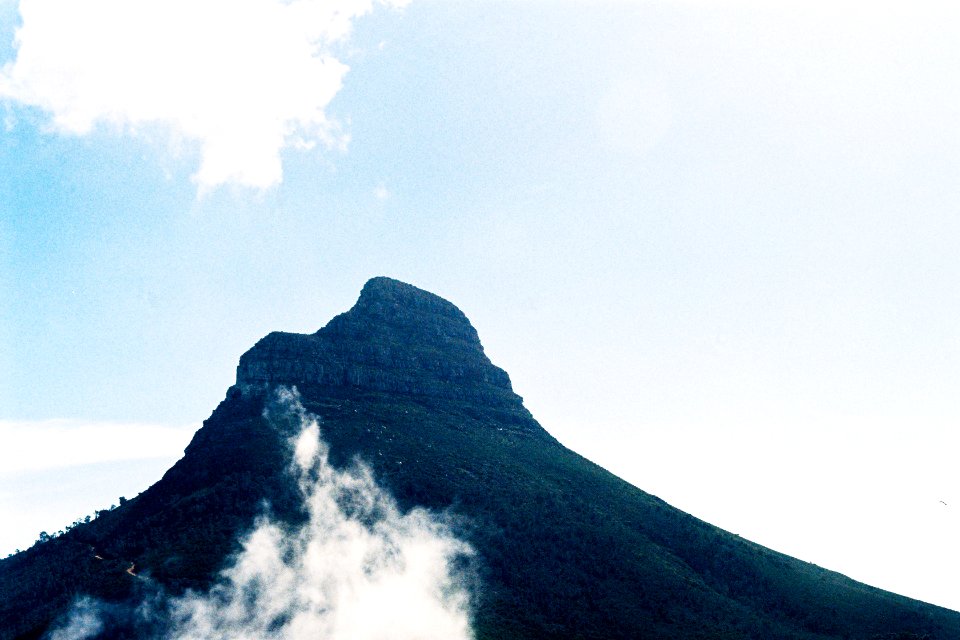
<box><xmin>236</xmin><ymin>277</ymin><xmax>520</xmax><ymax>408</ymax></box>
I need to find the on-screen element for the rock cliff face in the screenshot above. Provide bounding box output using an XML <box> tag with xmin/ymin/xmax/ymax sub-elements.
<box><xmin>236</xmin><ymin>277</ymin><xmax>522</xmax><ymax>410</ymax></box>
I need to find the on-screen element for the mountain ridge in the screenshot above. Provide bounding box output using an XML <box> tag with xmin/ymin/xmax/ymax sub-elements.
<box><xmin>1</xmin><ymin>277</ymin><xmax>957</xmax><ymax>640</ymax></box>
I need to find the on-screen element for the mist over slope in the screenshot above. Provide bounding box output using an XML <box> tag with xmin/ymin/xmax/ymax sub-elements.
<box><xmin>45</xmin><ymin>387</ymin><xmax>473</xmax><ymax>640</ymax></box>
<box><xmin>2</xmin><ymin>277</ymin><xmax>958</xmax><ymax>640</ymax></box>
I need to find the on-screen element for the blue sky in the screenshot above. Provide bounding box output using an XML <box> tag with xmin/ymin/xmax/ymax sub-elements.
<box><xmin>2</xmin><ymin>0</ymin><xmax>960</xmax><ymax>611</ymax></box>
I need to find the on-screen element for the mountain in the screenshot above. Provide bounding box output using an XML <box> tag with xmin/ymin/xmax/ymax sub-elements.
<box><xmin>2</xmin><ymin>276</ymin><xmax>958</xmax><ymax>639</ymax></box>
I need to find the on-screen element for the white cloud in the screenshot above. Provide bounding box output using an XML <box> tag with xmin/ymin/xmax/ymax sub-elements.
<box><xmin>167</xmin><ymin>389</ymin><xmax>473</xmax><ymax>639</ymax></box>
<box><xmin>0</xmin><ymin>422</ymin><xmax>195</xmax><ymax>556</ymax></box>
<box><xmin>48</xmin><ymin>598</ymin><xmax>103</xmax><ymax>640</ymax></box>
<box><xmin>0</xmin><ymin>419</ymin><xmax>196</xmax><ymax>474</ymax></box>
<box><xmin>43</xmin><ymin>388</ymin><xmax>474</xmax><ymax>639</ymax></box>
<box><xmin>0</xmin><ymin>0</ymin><xmax>407</xmax><ymax>192</ymax></box>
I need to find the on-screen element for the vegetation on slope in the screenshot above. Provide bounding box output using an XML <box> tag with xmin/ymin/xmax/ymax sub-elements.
<box><xmin>2</xmin><ymin>278</ymin><xmax>955</xmax><ymax>639</ymax></box>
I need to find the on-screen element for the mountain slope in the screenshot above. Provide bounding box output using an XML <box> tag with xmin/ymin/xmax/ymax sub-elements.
<box><xmin>1</xmin><ymin>277</ymin><xmax>957</xmax><ymax>639</ymax></box>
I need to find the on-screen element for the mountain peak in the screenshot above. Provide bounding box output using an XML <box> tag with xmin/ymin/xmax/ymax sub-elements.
<box><xmin>324</xmin><ymin>277</ymin><xmax>483</xmax><ymax>349</ymax></box>
<box><xmin>7</xmin><ymin>279</ymin><xmax>960</xmax><ymax>640</ymax></box>
<box><xmin>236</xmin><ymin>278</ymin><xmax>526</xmax><ymax>412</ymax></box>
<box><xmin>357</xmin><ymin>276</ymin><xmax>453</xmax><ymax>308</ymax></box>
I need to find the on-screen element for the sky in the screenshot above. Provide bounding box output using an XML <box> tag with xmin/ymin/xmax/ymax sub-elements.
<box><xmin>1</xmin><ymin>0</ymin><xmax>959</xmax><ymax>614</ymax></box>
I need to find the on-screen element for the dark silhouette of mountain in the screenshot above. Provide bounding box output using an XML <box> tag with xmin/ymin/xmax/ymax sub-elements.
<box><xmin>2</xmin><ymin>277</ymin><xmax>958</xmax><ymax>639</ymax></box>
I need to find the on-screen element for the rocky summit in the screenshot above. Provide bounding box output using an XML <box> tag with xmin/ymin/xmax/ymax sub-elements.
<box><xmin>236</xmin><ymin>277</ymin><xmax>522</xmax><ymax>411</ymax></box>
<box><xmin>2</xmin><ymin>278</ymin><xmax>959</xmax><ymax>640</ymax></box>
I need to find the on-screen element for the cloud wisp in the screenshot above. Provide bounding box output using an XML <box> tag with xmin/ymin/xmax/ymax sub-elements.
<box><xmin>47</xmin><ymin>598</ymin><xmax>102</xmax><ymax>640</ymax></box>
<box><xmin>0</xmin><ymin>419</ymin><xmax>196</xmax><ymax>474</ymax></box>
<box><xmin>46</xmin><ymin>387</ymin><xmax>475</xmax><ymax>639</ymax></box>
<box><xmin>0</xmin><ymin>0</ymin><xmax>407</xmax><ymax>192</ymax></box>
